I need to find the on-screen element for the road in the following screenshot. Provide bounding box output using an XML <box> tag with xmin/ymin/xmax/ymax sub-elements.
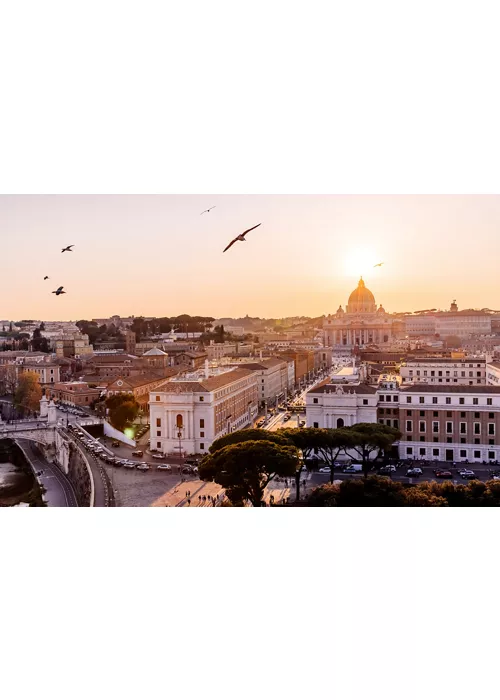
<box><xmin>16</xmin><ymin>439</ymin><xmax>78</xmax><ymax>507</ymax></box>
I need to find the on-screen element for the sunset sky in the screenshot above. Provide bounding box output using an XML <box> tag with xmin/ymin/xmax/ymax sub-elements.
<box><xmin>1</xmin><ymin>194</ymin><xmax>500</xmax><ymax>321</ymax></box>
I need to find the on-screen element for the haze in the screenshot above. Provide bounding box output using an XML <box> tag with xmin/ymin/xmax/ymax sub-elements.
<box><xmin>1</xmin><ymin>194</ymin><xmax>499</xmax><ymax>320</ymax></box>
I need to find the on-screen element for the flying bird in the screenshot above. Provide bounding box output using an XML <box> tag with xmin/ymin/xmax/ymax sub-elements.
<box><xmin>52</xmin><ymin>286</ymin><xmax>66</xmax><ymax>296</ymax></box>
<box><xmin>201</xmin><ymin>206</ymin><xmax>216</xmax><ymax>215</ymax></box>
<box><xmin>223</xmin><ymin>224</ymin><xmax>261</xmax><ymax>253</ymax></box>
<box><xmin>374</xmin><ymin>262</ymin><xmax>384</xmax><ymax>268</ymax></box>
<box><xmin>61</xmin><ymin>245</ymin><xmax>74</xmax><ymax>253</ymax></box>
<box><xmin>43</xmin><ymin>276</ymin><xmax>49</xmax><ymax>280</ymax></box>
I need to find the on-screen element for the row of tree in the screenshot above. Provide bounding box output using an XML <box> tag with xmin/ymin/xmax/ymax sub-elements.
<box><xmin>199</xmin><ymin>424</ymin><xmax>401</xmax><ymax>506</ymax></box>
<box><xmin>307</xmin><ymin>475</ymin><xmax>500</xmax><ymax>507</ymax></box>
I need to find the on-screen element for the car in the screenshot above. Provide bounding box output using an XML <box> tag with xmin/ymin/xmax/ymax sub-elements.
<box><xmin>492</xmin><ymin>475</ymin><xmax>500</xmax><ymax>481</ymax></box>
<box><xmin>343</xmin><ymin>465</ymin><xmax>362</xmax><ymax>473</ymax></box>
<box><xmin>152</xmin><ymin>452</ymin><xmax>166</xmax><ymax>460</ymax></box>
<box><xmin>458</xmin><ymin>468</ymin><xmax>473</xmax><ymax>477</ymax></box>
<box><xmin>435</xmin><ymin>470</ymin><xmax>453</xmax><ymax>478</ymax></box>
<box><xmin>136</xmin><ymin>462</ymin><xmax>150</xmax><ymax>471</ymax></box>
<box><xmin>283</xmin><ymin>415</ymin><xmax>290</xmax><ymax>422</ymax></box>
<box><xmin>132</xmin><ymin>450</ymin><xmax>144</xmax><ymax>457</ymax></box>
<box><xmin>406</xmin><ymin>467</ymin><xmax>423</xmax><ymax>476</ymax></box>
<box><xmin>157</xmin><ymin>464</ymin><xmax>173</xmax><ymax>472</ymax></box>
<box><xmin>124</xmin><ymin>461</ymin><xmax>136</xmax><ymax>469</ymax></box>
<box><xmin>461</xmin><ymin>471</ymin><xmax>477</xmax><ymax>480</ymax></box>
<box><xmin>379</xmin><ymin>465</ymin><xmax>396</xmax><ymax>474</ymax></box>
<box><xmin>111</xmin><ymin>441</ymin><xmax>120</xmax><ymax>448</ymax></box>
<box><xmin>182</xmin><ymin>466</ymin><xmax>194</xmax><ymax>474</ymax></box>
<box><xmin>114</xmin><ymin>460</ymin><xmax>125</xmax><ymax>467</ymax></box>
<box><xmin>299</xmin><ymin>421</ymin><xmax>306</xmax><ymax>427</ymax></box>
<box><xmin>318</xmin><ymin>467</ymin><xmax>331</xmax><ymax>473</ymax></box>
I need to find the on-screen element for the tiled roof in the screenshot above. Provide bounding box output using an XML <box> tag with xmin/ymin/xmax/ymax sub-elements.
<box><xmin>405</xmin><ymin>357</ymin><xmax>484</xmax><ymax>364</ymax></box>
<box><xmin>487</xmin><ymin>362</ymin><xmax>500</xmax><ymax>370</ymax></box>
<box><xmin>109</xmin><ymin>373</ymin><xmax>167</xmax><ymax>389</ymax></box>
<box><xmin>156</xmin><ymin>368</ymin><xmax>255</xmax><ymax>393</ymax></box>
<box><xmin>401</xmin><ymin>384</ymin><xmax>500</xmax><ymax>394</ymax></box>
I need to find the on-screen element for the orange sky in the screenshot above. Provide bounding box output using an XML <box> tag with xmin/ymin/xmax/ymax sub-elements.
<box><xmin>1</xmin><ymin>194</ymin><xmax>499</xmax><ymax>321</ymax></box>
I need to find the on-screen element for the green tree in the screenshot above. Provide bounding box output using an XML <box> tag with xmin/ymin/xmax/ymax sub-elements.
<box><xmin>105</xmin><ymin>393</ymin><xmax>139</xmax><ymax>431</ymax></box>
<box><xmin>200</xmin><ymin>440</ymin><xmax>300</xmax><ymax>507</ymax></box>
<box><xmin>14</xmin><ymin>371</ymin><xmax>42</xmax><ymax>416</ymax></box>
<box><xmin>343</xmin><ymin>423</ymin><xmax>402</xmax><ymax>478</ymax></box>
<box><xmin>209</xmin><ymin>428</ymin><xmax>290</xmax><ymax>455</ymax></box>
<box><xmin>279</xmin><ymin>427</ymin><xmax>327</xmax><ymax>499</ymax></box>
<box><xmin>307</xmin><ymin>477</ymin><xmax>448</xmax><ymax>507</ymax></box>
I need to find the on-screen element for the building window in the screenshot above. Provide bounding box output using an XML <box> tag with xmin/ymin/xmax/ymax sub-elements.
<box><xmin>200</xmin><ymin>431</ymin><xmax>205</xmax><ymax>438</ymax></box>
<box><xmin>379</xmin><ymin>408</ymin><xmax>384</xmax><ymax>415</ymax></box>
<box><xmin>433</xmin><ymin>437</ymin><xmax>439</xmax><ymax>443</ymax></box>
<box><xmin>313</xmin><ymin>422</ymin><xmax>319</xmax><ymax>429</ymax></box>
<box><xmin>489</xmin><ymin>413</ymin><xmax>494</xmax><ymax>419</ymax></box>
<box><xmin>419</xmin><ymin>447</ymin><xmax>426</xmax><ymax>456</ymax></box>
<box><xmin>474</xmin><ymin>438</ymin><xmax>480</xmax><ymax>445</ymax></box>
<box><xmin>474</xmin><ymin>423</ymin><xmax>480</xmax><ymax>435</ymax></box>
<box><xmin>379</xmin><ymin>419</ymin><xmax>384</xmax><ymax>425</ymax></box>
<box><xmin>474</xmin><ymin>450</ymin><xmax>481</xmax><ymax>459</ymax></box>
<box><xmin>155</xmin><ymin>396</ymin><xmax>160</xmax><ymax>401</ymax></box>
<box><xmin>199</xmin><ymin>396</ymin><xmax>204</xmax><ymax>401</ymax></box>
<box><xmin>446</xmin><ymin>437</ymin><xmax>452</xmax><ymax>443</ymax></box>
<box><xmin>460</xmin><ymin>450</ymin><xmax>467</xmax><ymax>458</ymax></box>
<box><xmin>200</xmin><ymin>419</ymin><xmax>205</xmax><ymax>428</ymax></box>
<box><xmin>406</xmin><ymin>397</ymin><xmax>412</xmax><ymax>403</ymax></box>
<box><xmin>419</xmin><ymin>397</ymin><xmax>424</xmax><ymax>404</ymax></box>
<box><xmin>337</xmin><ymin>418</ymin><xmax>345</xmax><ymax>428</ymax></box>
<box><xmin>313</xmin><ymin>398</ymin><xmax>319</xmax><ymax>404</ymax></box>
<box><xmin>176</xmin><ymin>414</ymin><xmax>183</xmax><ymax>429</ymax></box>
<box><xmin>447</xmin><ymin>411</ymin><xmax>452</xmax><ymax>418</ymax></box>
<box><xmin>156</xmin><ymin>418</ymin><xmax>161</xmax><ymax>427</ymax></box>
<box><xmin>407</xmin><ymin>447</ymin><xmax>413</xmax><ymax>455</ymax></box>
<box><xmin>406</xmin><ymin>420</ymin><xmax>412</xmax><ymax>432</ymax></box>
<box><xmin>419</xmin><ymin>410</ymin><xmax>425</xmax><ymax>417</ymax></box>
<box><xmin>460</xmin><ymin>423</ymin><xmax>466</xmax><ymax>434</ymax></box>
<box><xmin>459</xmin><ymin>398</ymin><xmax>465</xmax><ymax>405</ymax></box>
<box><xmin>200</xmin><ymin>443</ymin><xmax>205</xmax><ymax>450</ymax></box>
<box><xmin>489</xmin><ymin>451</ymin><xmax>495</xmax><ymax>460</ymax></box>
<box><xmin>363</xmin><ymin>399</ymin><xmax>368</xmax><ymax>405</ymax></box>
<box><xmin>446</xmin><ymin>422</ymin><xmax>453</xmax><ymax>434</ymax></box>
<box><xmin>432</xmin><ymin>422</ymin><xmax>439</xmax><ymax>433</ymax></box>
<box><xmin>461</xmin><ymin>412</ymin><xmax>466</xmax><ymax>418</ymax></box>
<box><xmin>407</xmin><ymin>410</ymin><xmax>412</xmax><ymax>416</ymax></box>
<box><xmin>420</xmin><ymin>436</ymin><xmax>425</xmax><ymax>442</ymax></box>
<box><xmin>487</xmin><ymin>398</ymin><xmax>493</xmax><ymax>406</ymax></box>
<box><xmin>446</xmin><ymin>397</ymin><xmax>451</xmax><ymax>405</ymax></box>
<box><xmin>473</xmin><ymin>398</ymin><xmax>479</xmax><ymax>405</ymax></box>
<box><xmin>433</xmin><ymin>448</ymin><xmax>439</xmax><ymax>456</ymax></box>
<box><xmin>460</xmin><ymin>438</ymin><xmax>466</xmax><ymax>444</ymax></box>
<box><xmin>490</xmin><ymin>439</ymin><xmax>495</xmax><ymax>445</ymax></box>
<box><xmin>432</xmin><ymin>397</ymin><xmax>438</xmax><ymax>404</ymax></box>
<box><xmin>419</xmin><ymin>421</ymin><xmax>426</xmax><ymax>432</ymax></box>
<box><xmin>157</xmin><ymin>430</ymin><xmax>161</xmax><ymax>437</ymax></box>
<box><xmin>157</xmin><ymin>442</ymin><xmax>161</xmax><ymax>449</ymax></box>
<box><xmin>380</xmin><ymin>395</ymin><xmax>385</xmax><ymax>402</ymax></box>
<box><xmin>433</xmin><ymin>411</ymin><xmax>438</xmax><ymax>417</ymax></box>
<box><xmin>474</xmin><ymin>412</ymin><xmax>480</xmax><ymax>419</ymax></box>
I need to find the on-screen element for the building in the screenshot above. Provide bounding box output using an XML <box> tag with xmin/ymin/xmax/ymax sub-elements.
<box><xmin>400</xmin><ymin>356</ymin><xmax>487</xmax><ymax>386</ymax></box>
<box><xmin>55</xmin><ymin>332</ymin><xmax>93</xmax><ymax>358</ymax></box>
<box><xmin>50</xmin><ymin>381</ymin><xmax>102</xmax><ymax>407</ymax></box>
<box><xmin>18</xmin><ymin>362</ymin><xmax>61</xmax><ymax>388</ymax></box>
<box><xmin>323</xmin><ymin>278</ymin><xmax>402</xmax><ymax>347</ymax></box>
<box><xmin>172</xmin><ymin>351</ymin><xmax>208</xmax><ymax>369</ymax></box>
<box><xmin>278</xmin><ymin>349</ymin><xmax>314</xmax><ymax>387</ymax></box>
<box><xmin>148</xmin><ymin>368</ymin><xmax>258</xmax><ymax>455</ymax></box>
<box><xmin>403</xmin><ymin>301</ymin><xmax>493</xmax><ymax>339</ymax></box>
<box><xmin>306</xmin><ymin>382</ymin><xmax>379</xmax><ymax>428</ymax></box>
<box><xmin>107</xmin><ymin>372</ymin><xmax>178</xmax><ymax>410</ymax></box>
<box><xmin>229</xmin><ymin>357</ymin><xmax>293</xmax><ymax>407</ymax></box>
<box><xmin>124</xmin><ymin>330</ymin><xmax>136</xmax><ymax>355</ymax></box>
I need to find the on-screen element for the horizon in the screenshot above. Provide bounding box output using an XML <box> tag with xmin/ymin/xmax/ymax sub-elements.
<box><xmin>2</xmin><ymin>194</ymin><xmax>500</xmax><ymax>320</ymax></box>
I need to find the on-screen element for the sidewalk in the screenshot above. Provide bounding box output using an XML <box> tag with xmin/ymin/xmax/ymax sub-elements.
<box><xmin>152</xmin><ymin>479</ymin><xmax>225</xmax><ymax>507</ymax></box>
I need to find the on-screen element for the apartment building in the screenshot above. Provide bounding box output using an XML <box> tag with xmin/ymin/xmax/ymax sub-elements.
<box><xmin>229</xmin><ymin>357</ymin><xmax>294</xmax><ymax>407</ymax></box>
<box><xmin>400</xmin><ymin>357</ymin><xmax>486</xmax><ymax>385</ymax></box>
<box><xmin>50</xmin><ymin>381</ymin><xmax>102</xmax><ymax>406</ymax></box>
<box><xmin>148</xmin><ymin>368</ymin><xmax>258</xmax><ymax>455</ymax></box>
<box><xmin>107</xmin><ymin>372</ymin><xmax>179</xmax><ymax>410</ymax></box>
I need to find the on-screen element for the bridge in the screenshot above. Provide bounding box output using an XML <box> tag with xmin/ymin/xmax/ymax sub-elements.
<box><xmin>0</xmin><ymin>418</ymin><xmax>111</xmax><ymax>507</ymax></box>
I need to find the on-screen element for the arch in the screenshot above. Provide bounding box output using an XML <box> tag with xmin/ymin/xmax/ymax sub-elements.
<box><xmin>337</xmin><ymin>418</ymin><xmax>345</xmax><ymax>428</ymax></box>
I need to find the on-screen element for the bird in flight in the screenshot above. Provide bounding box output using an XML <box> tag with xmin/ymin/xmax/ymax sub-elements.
<box><xmin>52</xmin><ymin>286</ymin><xmax>66</xmax><ymax>296</ymax></box>
<box><xmin>223</xmin><ymin>224</ymin><xmax>261</xmax><ymax>253</ymax></box>
<box><xmin>43</xmin><ymin>276</ymin><xmax>49</xmax><ymax>280</ymax></box>
<box><xmin>61</xmin><ymin>245</ymin><xmax>74</xmax><ymax>253</ymax></box>
<box><xmin>201</xmin><ymin>206</ymin><xmax>216</xmax><ymax>215</ymax></box>
<box><xmin>374</xmin><ymin>262</ymin><xmax>384</xmax><ymax>268</ymax></box>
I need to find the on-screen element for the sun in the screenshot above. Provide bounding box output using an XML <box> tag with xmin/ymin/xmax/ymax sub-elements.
<box><xmin>343</xmin><ymin>247</ymin><xmax>380</xmax><ymax>277</ymax></box>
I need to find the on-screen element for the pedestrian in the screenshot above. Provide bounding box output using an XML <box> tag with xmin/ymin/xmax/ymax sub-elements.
<box><xmin>198</xmin><ymin>495</ymin><xmax>202</xmax><ymax>502</ymax></box>
<box><xmin>187</xmin><ymin>499</ymin><xmax>191</xmax><ymax>506</ymax></box>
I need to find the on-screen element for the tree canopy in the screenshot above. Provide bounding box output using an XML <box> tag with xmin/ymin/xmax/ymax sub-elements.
<box><xmin>199</xmin><ymin>439</ymin><xmax>300</xmax><ymax>506</ymax></box>
<box><xmin>105</xmin><ymin>393</ymin><xmax>139</xmax><ymax>432</ymax></box>
<box><xmin>209</xmin><ymin>428</ymin><xmax>291</xmax><ymax>454</ymax></box>
<box><xmin>14</xmin><ymin>372</ymin><xmax>42</xmax><ymax>415</ymax></box>
<box><xmin>342</xmin><ymin>423</ymin><xmax>402</xmax><ymax>477</ymax></box>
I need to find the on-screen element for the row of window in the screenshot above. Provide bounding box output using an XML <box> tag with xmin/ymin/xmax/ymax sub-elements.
<box><xmin>406</xmin><ymin>420</ymin><xmax>495</xmax><ymax>434</ymax></box>
<box><xmin>406</xmin><ymin>447</ymin><xmax>496</xmax><ymax>459</ymax></box>
<box><xmin>406</xmin><ymin>396</ymin><xmax>493</xmax><ymax>406</ymax></box>
<box><xmin>406</xmin><ymin>410</ymin><xmax>494</xmax><ymax>418</ymax></box>
<box><xmin>405</xmin><ymin>436</ymin><xmax>495</xmax><ymax>445</ymax></box>
<box><xmin>409</xmin><ymin>369</ymin><xmax>482</xmax><ymax>377</ymax></box>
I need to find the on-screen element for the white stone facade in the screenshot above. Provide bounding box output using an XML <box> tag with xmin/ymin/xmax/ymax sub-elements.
<box><xmin>306</xmin><ymin>384</ymin><xmax>378</xmax><ymax>429</ymax></box>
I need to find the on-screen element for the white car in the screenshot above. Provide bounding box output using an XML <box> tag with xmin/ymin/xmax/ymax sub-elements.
<box><xmin>124</xmin><ymin>461</ymin><xmax>136</xmax><ymax>469</ymax></box>
<box><xmin>157</xmin><ymin>464</ymin><xmax>173</xmax><ymax>471</ymax></box>
<box><xmin>136</xmin><ymin>463</ymin><xmax>150</xmax><ymax>471</ymax></box>
<box><xmin>492</xmin><ymin>475</ymin><xmax>500</xmax><ymax>481</ymax></box>
<box><xmin>318</xmin><ymin>467</ymin><xmax>331</xmax><ymax>473</ymax></box>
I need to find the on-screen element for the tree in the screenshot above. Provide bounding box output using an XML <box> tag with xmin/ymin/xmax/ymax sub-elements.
<box><xmin>209</xmin><ymin>427</ymin><xmax>290</xmax><ymax>454</ymax></box>
<box><xmin>343</xmin><ymin>423</ymin><xmax>402</xmax><ymax>478</ymax></box>
<box><xmin>14</xmin><ymin>371</ymin><xmax>42</xmax><ymax>416</ymax></box>
<box><xmin>306</xmin><ymin>477</ymin><xmax>448</xmax><ymax>507</ymax></box>
<box><xmin>105</xmin><ymin>393</ymin><xmax>139</xmax><ymax>431</ymax></box>
<box><xmin>279</xmin><ymin>427</ymin><xmax>328</xmax><ymax>499</ymax></box>
<box><xmin>199</xmin><ymin>440</ymin><xmax>300</xmax><ymax>506</ymax></box>
<box><xmin>0</xmin><ymin>365</ymin><xmax>17</xmax><ymax>395</ymax></box>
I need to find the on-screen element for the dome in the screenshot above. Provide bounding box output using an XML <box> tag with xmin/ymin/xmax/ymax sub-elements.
<box><xmin>347</xmin><ymin>277</ymin><xmax>377</xmax><ymax>314</ymax></box>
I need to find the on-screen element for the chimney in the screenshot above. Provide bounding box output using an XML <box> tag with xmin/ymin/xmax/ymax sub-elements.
<box><xmin>205</xmin><ymin>359</ymin><xmax>210</xmax><ymax>379</ymax></box>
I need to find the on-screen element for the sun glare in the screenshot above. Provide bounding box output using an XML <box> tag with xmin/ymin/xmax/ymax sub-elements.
<box><xmin>343</xmin><ymin>248</ymin><xmax>380</xmax><ymax>276</ymax></box>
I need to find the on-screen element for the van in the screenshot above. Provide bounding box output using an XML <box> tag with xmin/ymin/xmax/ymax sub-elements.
<box><xmin>342</xmin><ymin>463</ymin><xmax>363</xmax><ymax>473</ymax></box>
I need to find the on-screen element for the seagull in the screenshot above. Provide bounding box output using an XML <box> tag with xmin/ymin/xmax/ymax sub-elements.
<box><xmin>52</xmin><ymin>286</ymin><xmax>66</xmax><ymax>296</ymax></box>
<box><xmin>223</xmin><ymin>224</ymin><xmax>261</xmax><ymax>253</ymax></box>
<box><xmin>374</xmin><ymin>262</ymin><xmax>384</xmax><ymax>268</ymax></box>
<box><xmin>61</xmin><ymin>245</ymin><xmax>74</xmax><ymax>253</ymax></box>
<box><xmin>200</xmin><ymin>206</ymin><xmax>216</xmax><ymax>215</ymax></box>
<box><xmin>43</xmin><ymin>276</ymin><xmax>49</xmax><ymax>280</ymax></box>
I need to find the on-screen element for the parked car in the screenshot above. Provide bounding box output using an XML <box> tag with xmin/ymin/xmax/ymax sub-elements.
<box><xmin>157</xmin><ymin>464</ymin><xmax>172</xmax><ymax>472</ymax></box>
<box><xmin>318</xmin><ymin>467</ymin><xmax>331</xmax><ymax>473</ymax></box>
<box><xmin>406</xmin><ymin>467</ymin><xmax>423</xmax><ymax>476</ymax></box>
<box><xmin>182</xmin><ymin>466</ymin><xmax>194</xmax><ymax>474</ymax></box>
<box><xmin>435</xmin><ymin>470</ymin><xmax>453</xmax><ymax>478</ymax></box>
<box><xmin>132</xmin><ymin>450</ymin><xmax>144</xmax><ymax>457</ymax></box>
<box><xmin>343</xmin><ymin>464</ymin><xmax>362</xmax><ymax>473</ymax></box>
<box><xmin>111</xmin><ymin>441</ymin><xmax>120</xmax><ymax>448</ymax></box>
<box><xmin>461</xmin><ymin>471</ymin><xmax>477</xmax><ymax>480</ymax></box>
<box><xmin>124</xmin><ymin>461</ymin><xmax>136</xmax><ymax>469</ymax></box>
<box><xmin>152</xmin><ymin>452</ymin><xmax>166</xmax><ymax>460</ymax></box>
<box><xmin>136</xmin><ymin>462</ymin><xmax>150</xmax><ymax>471</ymax></box>
<box><xmin>378</xmin><ymin>465</ymin><xmax>396</xmax><ymax>474</ymax></box>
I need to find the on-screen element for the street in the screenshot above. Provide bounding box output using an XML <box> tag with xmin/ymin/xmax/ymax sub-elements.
<box><xmin>17</xmin><ymin>439</ymin><xmax>78</xmax><ymax>507</ymax></box>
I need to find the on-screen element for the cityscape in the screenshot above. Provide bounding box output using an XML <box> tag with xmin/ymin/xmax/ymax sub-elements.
<box><xmin>2</xmin><ymin>195</ymin><xmax>500</xmax><ymax>507</ymax></box>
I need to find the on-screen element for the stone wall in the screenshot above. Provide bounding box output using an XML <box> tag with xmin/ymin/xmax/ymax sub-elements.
<box><xmin>53</xmin><ymin>429</ymin><xmax>94</xmax><ymax>507</ymax></box>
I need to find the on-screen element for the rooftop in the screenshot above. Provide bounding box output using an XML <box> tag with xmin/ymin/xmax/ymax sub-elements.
<box><xmin>157</xmin><ymin>368</ymin><xmax>255</xmax><ymax>393</ymax></box>
<box><xmin>308</xmin><ymin>383</ymin><xmax>378</xmax><ymax>395</ymax></box>
<box><xmin>401</xmin><ymin>384</ymin><xmax>500</xmax><ymax>394</ymax></box>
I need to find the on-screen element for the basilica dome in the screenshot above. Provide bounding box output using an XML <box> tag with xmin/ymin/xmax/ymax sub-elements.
<box><xmin>346</xmin><ymin>277</ymin><xmax>377</xmax><ymax>314</ymax></box>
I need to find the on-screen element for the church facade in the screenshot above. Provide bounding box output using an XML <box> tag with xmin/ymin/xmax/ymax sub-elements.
<box><xmin>323</xmin><ymin>278</ymin><xmax>401</xmax><ymax>347</ymax></box>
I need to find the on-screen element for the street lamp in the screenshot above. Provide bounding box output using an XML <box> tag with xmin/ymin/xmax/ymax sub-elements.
<box><xmin>177</xmin><ymin>427</ymin><xmax>183</xmax><ymax>473</ymax></box>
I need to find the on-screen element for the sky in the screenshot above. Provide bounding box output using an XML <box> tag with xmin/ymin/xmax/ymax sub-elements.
<box><xmin>1</xmin><ymin>194</ymin><xmax>500</xmax><ymax>321</ymax></box>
